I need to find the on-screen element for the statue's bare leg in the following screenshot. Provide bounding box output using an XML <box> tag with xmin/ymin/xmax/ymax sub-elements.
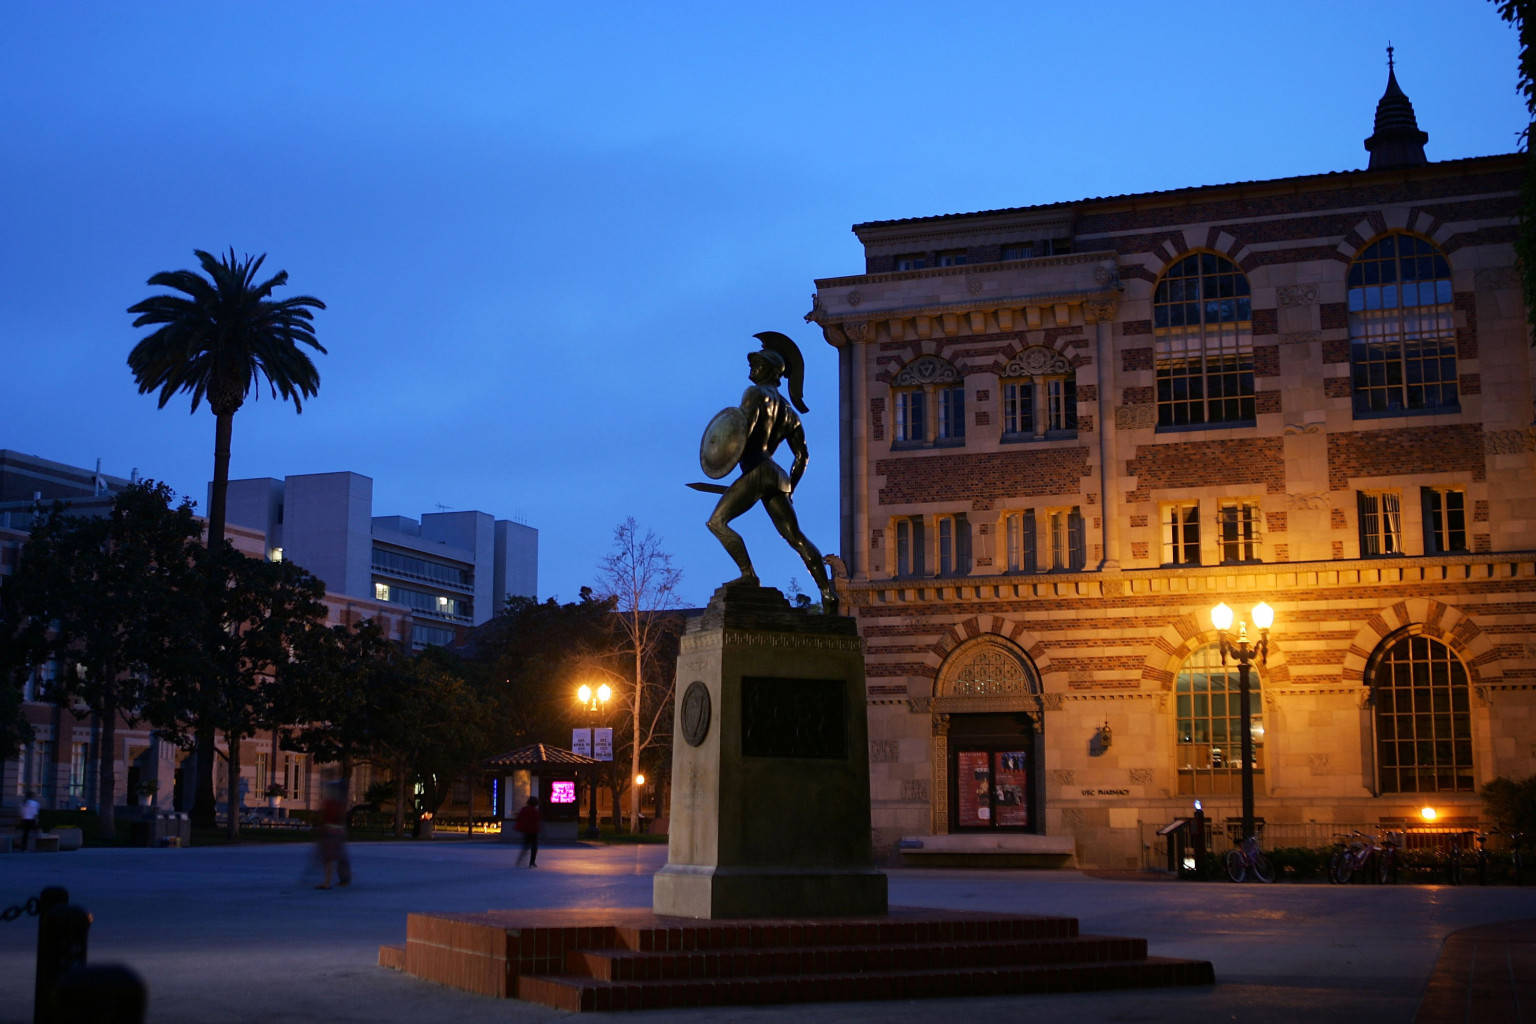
<box><xmin>763</xmin><ymin>493</ymin><xmax>838</xmax><ymax>613</ymax></box>
<box><xmin>707</xmin><ymin>478</ymin><xmax>763</xmax><ymax>584</ymax></box>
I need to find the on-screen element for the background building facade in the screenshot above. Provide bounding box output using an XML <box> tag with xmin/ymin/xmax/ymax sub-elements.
<box><xmin>226</xmin><ymin>470</ymin><xmax>537</xmax><ymax>649</ymax></box>
<box><xmin>807</xmin><ymin>76</ymin><xmax>1535</xmax><ymax>867</ymax></box>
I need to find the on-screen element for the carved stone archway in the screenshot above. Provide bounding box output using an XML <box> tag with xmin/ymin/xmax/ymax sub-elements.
<box><xmin>930</xmin><ymin>635</ymin><xmax>1043</xmax><ymax>834</ymax></box>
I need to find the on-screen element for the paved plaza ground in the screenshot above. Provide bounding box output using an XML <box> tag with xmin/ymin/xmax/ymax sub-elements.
<box><xmin>2</xmin><ymin>838</ymin><xmax>1533</xmax><ymax>1023</ymax></box>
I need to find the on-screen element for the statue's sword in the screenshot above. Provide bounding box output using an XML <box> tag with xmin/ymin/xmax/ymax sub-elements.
<box><xmin>686</xmin><ymin>482</ymin><xmax>729</xmax><ymax>494</ymax></box>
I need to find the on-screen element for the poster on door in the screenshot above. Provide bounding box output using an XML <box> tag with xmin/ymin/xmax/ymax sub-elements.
<box><xmin>956</xmin><ymin>750</ymin><xmax>991</xmax><ymax>826</ymax></box>
<box><xmin>993</xmin><ymin>751</ymin><xmax>1029</xmax><ymax>828</ymax></box>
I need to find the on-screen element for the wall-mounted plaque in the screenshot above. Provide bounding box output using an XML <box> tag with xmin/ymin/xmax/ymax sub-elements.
<box><xmin>741</xmin><ymin>676</ymin><xmax>846</xmax><ymax>759</ymax></box>
<box><xmin>681</xmin><ymin>681</ymin><xmax>712</xmax><ymax>747</ymax></box>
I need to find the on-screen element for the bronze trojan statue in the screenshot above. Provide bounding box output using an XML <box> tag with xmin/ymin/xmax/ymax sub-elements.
<box><xmin>693</xmin><ymin>331</ymin><xmax>837</xmax><ymax>613</ymax></box>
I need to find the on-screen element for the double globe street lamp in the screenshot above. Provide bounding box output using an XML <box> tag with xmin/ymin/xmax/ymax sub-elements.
<box><xmin>575</xmin><ymin>682</ymin><xmax>611</xmax><ymax>838</ymax></box>
<box><xmin>1209</xmin><ymin>600</ymin><xmax>1274</xmax><ymax>845</ymax></box>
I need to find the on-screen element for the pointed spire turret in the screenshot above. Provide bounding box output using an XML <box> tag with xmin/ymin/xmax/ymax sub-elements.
<box><xmin>1365</xmin><ymin>44</ymin><xmax>1429</xmax><ymax>169</ymax></box>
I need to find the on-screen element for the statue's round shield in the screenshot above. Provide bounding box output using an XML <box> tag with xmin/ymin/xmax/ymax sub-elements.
<box><xmin>699</xmin><ymin>407</ymin><xmax>747</xmax><ymax>479</ymax></box>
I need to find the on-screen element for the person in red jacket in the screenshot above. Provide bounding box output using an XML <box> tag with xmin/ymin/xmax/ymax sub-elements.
<box><xmin>513</xmin><ymin>795</ymin><xmax>541</xmax><ymax>867</ymax></box>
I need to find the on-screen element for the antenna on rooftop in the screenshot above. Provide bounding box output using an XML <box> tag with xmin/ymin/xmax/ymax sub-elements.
<box><xmin>435</xmin><ymin>503</ymin><xmax>452</xmax><ymax>512</ymax></box>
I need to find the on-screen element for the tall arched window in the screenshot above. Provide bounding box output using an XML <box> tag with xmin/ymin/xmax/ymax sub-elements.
<box><xmin>1371</xmin><ymin>632</ymin><xmax>1473</xmax><ymax>793</ymax></box>
<box><xmin>1348</xmin><ymin>233</ymin><xmax>1457</xmax><ymax>416</ymax></box>
<box><xmin>1175</xmin><ymin>643</ymin><xmax>1265</xmax><ymax>795</ymax></box>
<box><xmin>1153</xmin><ymin>252</ymin><xmax>1254</xmax><ymax>428</ymax></box>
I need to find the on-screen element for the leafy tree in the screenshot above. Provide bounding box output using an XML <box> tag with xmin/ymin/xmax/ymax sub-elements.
<box><xmin>2</xmin><ymin>482</ymin><xmax>202</xmax><ymax>839</ymax></box>
<box><xmin>464</xmin><ymin>590</ymin><xmax>618</xmax><ymax>751</ymax></box>
<box><xmin>370</xmin><ymin>646</ymin><xmax>489</xmax><ymax>835</ymax></box>
<box><xmin>127</xmin><ymin>248</ymin><xmax>325</xmax><ymax>825</ymax></box>
<box><xmin>1490</xmin><ymin>1</ymin><xmax>1536</xmax><ymax>339</ymax></box>
<box><xmin>282</xmin><ymin>618</ymin><xmax>404</xmax><ymax>798</ymax></box>
<box><xmin>594</xmin><ymin>518</ymin><xmax>683</xmax><ymax>832</ymax></box>
<box><xmin>143</xmin><ymin>547</ymin><xmax>326</xmax><ymax>840</ymax></box>
<box><xmin>1481</xmin><ymin>773</ymin><xmax>1536</xmax><ymax>836</ymax></box>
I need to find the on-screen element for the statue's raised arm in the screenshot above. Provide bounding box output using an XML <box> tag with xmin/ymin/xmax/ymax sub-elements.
<box><xmin>692</xmin><ymin>331</ymin><xmax>837</xmax><ymax>614</ymax></box>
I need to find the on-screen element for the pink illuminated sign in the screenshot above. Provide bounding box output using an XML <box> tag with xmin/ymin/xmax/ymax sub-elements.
<box><xmin>549</xmin><ymin>781</ymin><xmax>577</xmax><ymax>804</ymax></box>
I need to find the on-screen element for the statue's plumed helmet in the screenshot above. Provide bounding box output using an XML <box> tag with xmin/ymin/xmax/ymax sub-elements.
<box><xmin>751</xmin><ymin>331</ymin><xmax>809</xmax><ymax>414</ymax></box>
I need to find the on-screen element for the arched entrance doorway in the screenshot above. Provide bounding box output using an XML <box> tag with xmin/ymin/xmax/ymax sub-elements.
<box><xmin>930</xmin><ymin>637</ymin><xmax>1044</xmax><ymax>835</ymax></box>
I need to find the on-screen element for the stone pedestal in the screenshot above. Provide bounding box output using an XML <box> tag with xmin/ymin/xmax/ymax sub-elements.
<box><xmin>652</xmin><ymin>583</ymin><xmax>887</xmax><ymax>919</ymax></box>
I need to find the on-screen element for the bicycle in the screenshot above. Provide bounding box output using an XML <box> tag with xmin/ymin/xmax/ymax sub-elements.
<box><xmin>1330</xmin><ymin>831</ymin><xmax>1394</xmax><ymax>884</ymax></box>
<box><xmin>1225</xmin><ymin>834</ymin><xmax>1275</xmax><ymax>883</ymax></box>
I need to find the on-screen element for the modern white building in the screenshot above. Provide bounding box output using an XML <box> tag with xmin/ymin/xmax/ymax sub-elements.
<box><xmin>225</xmin><ymin>471</ymin><xmax>537</xmax><ymax>648</ymax></box>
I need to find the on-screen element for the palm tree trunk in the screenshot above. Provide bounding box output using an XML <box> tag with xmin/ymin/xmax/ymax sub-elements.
<box><xmin>191</xmin><ymin>409</ymin><xmax>235</xmax><ymax>830</ymax></box>
<box><xmin>207</xmin><ymin>410</ymin><xmax>234</xmax><ymax>551</ymax></box>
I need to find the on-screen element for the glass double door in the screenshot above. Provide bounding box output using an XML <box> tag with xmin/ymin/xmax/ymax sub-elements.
<box><xmin>949</xmin><ymin>713</ymin><xmax>1038</xmax><ymax>832</ymax></box>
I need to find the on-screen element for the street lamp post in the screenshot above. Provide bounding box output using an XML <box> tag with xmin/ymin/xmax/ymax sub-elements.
<box><xmin>576</xmin><ymin>683</ymin><xmax>611</xmax><ymax>838</ymax></box>
<box><xmin>1210</xmin><ymin>601</ymin><xmax>1274</xmax><ymax>844</ymax></box>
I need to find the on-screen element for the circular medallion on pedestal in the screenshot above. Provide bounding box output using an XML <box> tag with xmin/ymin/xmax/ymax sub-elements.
<box><xmin>681</xmin><ymin>681</ymin><xmax>712</xmax><ymax>746</ymax></box>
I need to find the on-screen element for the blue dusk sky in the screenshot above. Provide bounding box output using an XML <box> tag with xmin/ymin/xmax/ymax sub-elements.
<box><xmin>0</xmin><ymin>2</ymin><xmax>1525</xmax><ymax>607</ymax></box>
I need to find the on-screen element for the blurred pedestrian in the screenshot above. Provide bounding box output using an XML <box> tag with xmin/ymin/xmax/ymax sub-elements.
<box><xmin>18</xmin><ymin>791</ymin><xmax>40</xmax><ymax>851</ymax></box>
<box><xmin>514</xmin><ymin>795</ymin><xmax>541</xmax><ymax>867</ymax></box>
<box><xmin>315</xmin><ymin>781</ymin><xmax>351</xmax><ymax>889</ymax></box>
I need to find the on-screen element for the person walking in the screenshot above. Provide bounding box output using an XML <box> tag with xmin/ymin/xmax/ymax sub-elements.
<box><xmin>314</xmin><ymin>781</ymin><xmax>351</xmax><ymax>889</ymax></box>
<box><xmin>18</xmin><ymin>791</ymin><xmax>40</xmax><ymax>852</ymax></box>
<box><xmin>513</xmin><ymin>795</ymin><xmax>541</xmax><ymax>867</ymax></box>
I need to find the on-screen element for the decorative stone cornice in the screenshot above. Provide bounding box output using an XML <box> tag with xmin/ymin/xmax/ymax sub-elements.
<box><xmin>680</xmin><ymin>629</ymin><xmax>865</xmax><ymax>654</ymax></box>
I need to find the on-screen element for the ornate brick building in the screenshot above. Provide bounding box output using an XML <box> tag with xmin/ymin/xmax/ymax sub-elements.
<box><xmin>807</xmin><ymin>65</ymin><xmax>1534</xmax><ymax>867</ymax></box>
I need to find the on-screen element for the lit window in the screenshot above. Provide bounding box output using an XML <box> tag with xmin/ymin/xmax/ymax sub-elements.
<box><xmin>1422</xmin><ymin>487</ymin><xmax>1467</xmax><ymax>554</ymax></box>
<box><xmin>374</xmin><ymin>582</ymin><xmax>390</xmax><ymax>602</ymax></box>
<box><xmin>1176</xmin><ymin>643</ymin><xmax>1265</xmax><ymax>796</ymax></box>
<box><xmin>1371</xmin><ymin>633</ymin><xmax>1472</xmax><ymax>793</ymax></box>
<box><xmin>1002</xmin><ymin>510</ymin><xmax>1036</xmax><ymax>573</ymax></box>
<box><xmin>1349</xmin><ymin>234</ymin><xmax>1457</xmax><ymax>416</ymax></box>
<box><xmin>1154</xmin><ymin>252</ymin><xmax>1254</xmax><ymax>428</ymax></box>
<box><xmin>269</xmin><ymin>546</ymin><xmax>283</xmax><ymax>563</ymax></box>
<box><xmin>1358</xmin><ymin>491</ymin><xmax>1403</xmax><ymax>557</ymax></box>
<box><xmin>1162</xmin><ymin>502</ymin><xmax>1201</xmax><ymax>566</ymax></box>
<box><xmin>1218</xmin><ymin>500</ymin><xmax>1262</xmax><ymax>564</ymax></box>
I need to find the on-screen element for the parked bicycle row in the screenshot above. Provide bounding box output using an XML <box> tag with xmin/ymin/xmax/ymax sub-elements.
<box><xmin>1206</xmin><ymin>830</ymin><xmax>1527</xmax><ymax>884</ymax></box>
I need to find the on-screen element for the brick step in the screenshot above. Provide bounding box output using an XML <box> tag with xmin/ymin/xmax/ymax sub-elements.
<box><xmin>610</xmin><ymin>912</ymin><xmax>1079</xmax><ymax>952</ymax></box>
<box><xmin>517</xmin><ymin>956</ymin><xmax>1216</xmax><ymax>1013</ymax></box>
<box><xmin>571</xmin><ymin>933</ymin><xmax>1147</xmax><ymax>981</ymax></box>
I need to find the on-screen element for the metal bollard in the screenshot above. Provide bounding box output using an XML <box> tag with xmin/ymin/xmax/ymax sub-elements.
<box><xmin>32</xmin><ymin>888</ymin><xmax>69</xmax><ymax>1024</ymax></box>
<box><xmin>35</xmin><ymin>902</ymin><xmax>91</xmax><ymax>1024</ymax></box>
<box><xmin>54</xmin><ymin>964</ymin><xmax>148</xmax><ymax>1024</ymax></box>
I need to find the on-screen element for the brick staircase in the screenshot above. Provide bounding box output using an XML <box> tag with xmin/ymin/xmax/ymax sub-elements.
<box><xmin>379</xmin><ymin>906</ymin><xmax>1213</xmax><ymax>1012</ymax></box>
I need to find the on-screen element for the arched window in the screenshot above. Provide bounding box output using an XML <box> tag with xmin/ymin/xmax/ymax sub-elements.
<box><xmin>1370</xmin><ymin>632</ymin><xmax>1473</xmax><ymax>793</ymax></box>
<box><xmin>943</xmin><ymin>643</ymin><xmax>1039</xmax><ymax>698</ymax></box>
<box><xmin>1348</xmin><ymin>233</ymin><xmax>1457</xmax><ymax>416</ymax></box>
<box><xmin>892</xmin><ymin>355</ymin><xmax>964</xmax><ymax>445</ymax></box>
<box><xmin>1153</xmin><ymin>253</ymin><xmax>1254</xmax><ymax>428</ymax></box>
<box><xmin>1175</xmin><ymin>643</ymin><xmax>1264</xmax><ymax>795</ymax></box>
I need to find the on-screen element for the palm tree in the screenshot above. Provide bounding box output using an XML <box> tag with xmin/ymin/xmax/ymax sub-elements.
<box><xmin>127</xmin><ymin>248</ymin><xmax>326</xmax><ymax>553</ymax></box>
<box><xmin>127</xmin><ymin>248</ymin><xmax>326</xmax><ymax>826</ymax></box>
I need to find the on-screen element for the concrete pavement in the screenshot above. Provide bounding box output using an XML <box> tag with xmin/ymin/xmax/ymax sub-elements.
<box><xmin>2</xmin><ymin>838</ymin><xmax>1534</xmax><ymax>1023</ymax></box>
